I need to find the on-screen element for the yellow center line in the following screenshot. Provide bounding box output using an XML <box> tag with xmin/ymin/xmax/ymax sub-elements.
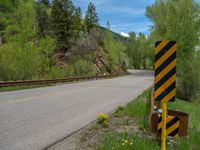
<box><xmin>0</xmin><ymin>86</ymin><xmax>99</xmax><ymax>105</ymax></box>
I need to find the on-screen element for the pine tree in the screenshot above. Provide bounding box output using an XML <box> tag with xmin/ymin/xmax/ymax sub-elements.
<box><xmin>84</xmin><ymin>2</ymin><xmax>99</xmax><ymax>31</ymax></box>
<box><xmin>39</xmin><ymin>0</ymin><xmax>50</xmax><ymax>6</ymax></box>
<box><xmin>0</xmin><ymin>0</ymin><xmax>16</xmax><ymax>44</ymax></box>
<box><xmin>51</xmin><ymin>0</ymin><xmax>65</xmax><ymax>48</ymax></box>
<box><xmin>36</xmin><ymin>2</ymin><xmax>50</xmax><ymax>38</ymax></box>
<box><xmin>51</xmin><ymin>0</ymin><xmax>76</xmax><ymax>49</ymax></box>
<box><xmin>72</xmin><ymin>6</ymin><xmax>83</xmax><ymax>39</ymax></box>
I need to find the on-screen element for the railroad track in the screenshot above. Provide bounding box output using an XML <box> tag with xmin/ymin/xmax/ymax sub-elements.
<box><xmin>0</xmin><ymin>74</ymin><xmax>121</xmax><ymax>87</ymax></box>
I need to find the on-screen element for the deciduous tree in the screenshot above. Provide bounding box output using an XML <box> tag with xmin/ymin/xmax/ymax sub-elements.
<box><xmin>146</xmin><ymin>0</ymin><xmax>200</xmax><ymax>100</ymax></box>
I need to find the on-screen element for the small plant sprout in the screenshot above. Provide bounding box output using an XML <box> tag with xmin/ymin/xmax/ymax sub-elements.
<box><xmin>117</xmin><ymin>104</ymin><xmax>125</xmax><ymax>111</ymax></box>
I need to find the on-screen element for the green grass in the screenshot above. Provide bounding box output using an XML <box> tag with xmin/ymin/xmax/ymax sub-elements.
<box><xmin>114</xmin><ymin>90</ymin><xmax>151</xmax><ymax>118</ymax></box>
<box><xmin>97</xmin><ymin>89</ymin><xmax>200</xmax><ymax>150</ymax></box>
<box><xmin>0</xmin><ymin>84</ymin><xmax>51</xmax><ymax>92</ymax></box>
<box><xmin>97</xmin><ymin>132</ymin><xmax>159</xmax><ymax>150</ymax></box>
<box><xmin>168</xmin><ymin>98</ymin><xmax>200</xmax><ymax>130</ymax></box>
<box><xmin>167</xmin><ymin>99</ymin><xmax>200</xmax><ymax>150</ymax></box>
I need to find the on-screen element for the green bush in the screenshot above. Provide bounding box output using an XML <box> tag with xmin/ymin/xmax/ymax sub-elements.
<box><xmin>38</xmin><ymin>36</ymin><xmax>56</xmax><ymax>75</ymax></box>
<box><xmin>0</xmin><ymin>0</ymin><xmax>55</xmax><ymax>81</ymax></box>
<box><xmin>177</xmin><ymin>56</ymin><xmax>200</xmax><ymax>101</ymax></box>
<box><xmin>0</xmin><ymin>42</ymin><xmax>42</xmax><ymax>81</ymax></box>
<box><xmin>48</xmin><ymin>67</ymin><xmax>66</xmax><ymax>79</ymax></box>
<box><xmin>66</xmin><ymin>59</ymin><xmax>95</xmax><ymax>77</ymax></box>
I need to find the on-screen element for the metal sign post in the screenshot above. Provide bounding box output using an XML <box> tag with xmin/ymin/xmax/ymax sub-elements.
<box><xmin>161</xmin><ymin>102</ymin><xmax>167</xmax><ymax>150</ymax></box>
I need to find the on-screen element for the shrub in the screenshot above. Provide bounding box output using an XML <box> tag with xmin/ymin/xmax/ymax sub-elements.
<box><xmin>114</xmin><ymin>105</ymin><xmax>126</xmax><ymax>117</ymax></box>
<box><xmin>177</xmin><ymin>56</ymin><xmax>200</xmax><ymax>101</ymax></box>
<box><xmin>66</xmin><ymin>59</ymin><xmax>95</xmax><ymax>77</ymax></box>
<box><xmin>48</xmin><ymin>66</ymin><xmax>66</xmax><ymax>79</ymax></box>
<box><xmin>98</xmin><ymin>113</ymin><xmax>109</xmax><ymax>127</ymax></box>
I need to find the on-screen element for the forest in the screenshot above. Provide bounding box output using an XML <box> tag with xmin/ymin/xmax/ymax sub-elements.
<box><xmin>0</xmin><ymin>0</ymin><xmax>154</xmax><ymax>81</ymax></box>
<box><xmin>0</xmin><ymin>0</ymin><xmax>200</xmax><ymax>101</ymax></box>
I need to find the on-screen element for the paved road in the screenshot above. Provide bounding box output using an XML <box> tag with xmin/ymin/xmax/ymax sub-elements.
<box><xmin>0</xmin><ymin>70</ymin><xmax>153</xmax><ymax>150</ymax></box>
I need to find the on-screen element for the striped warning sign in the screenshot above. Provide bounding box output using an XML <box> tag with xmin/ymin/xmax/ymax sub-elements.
<box><xmin>154</xmin><ymin>40</ymin><xmax>177</xmax><ymax>102</ymax></box>
<box><xmin>157</xmin><ymin>114</ymin><xmax>179</xmax><ymax>137</ymax></box>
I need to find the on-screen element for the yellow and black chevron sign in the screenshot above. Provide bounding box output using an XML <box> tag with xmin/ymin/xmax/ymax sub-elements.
<box><xmin>154</xmin><ymin>40</ymin><xmax>177</xmax><ymax>103</ymax></box>
<box><xmin>157</xmin><ymin>114</ymin><xmax>179</xmax><ymax>137</ymax></box>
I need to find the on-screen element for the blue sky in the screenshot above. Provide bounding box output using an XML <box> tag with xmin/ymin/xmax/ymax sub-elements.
<box><xmin>72</xmin><ymin>0</ymin><xmax>200</xmax><ymax>35</ymax></box>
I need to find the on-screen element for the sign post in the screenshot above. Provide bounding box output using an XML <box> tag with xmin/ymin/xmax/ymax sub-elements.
<box><xmin>154</xmin><ymin>40</ymin><xmax>177</xmax><ymax>150</ymax></box>
<box><xmin>161</xmin><ymin>102</ymin><xmax>167</xmax><ymax>150</ymax></box>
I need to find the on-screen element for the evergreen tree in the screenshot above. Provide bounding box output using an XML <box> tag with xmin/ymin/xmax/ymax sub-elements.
<box><xmin>51</xmin><ymin>0</ymin><xmax>76</xmax><ymax>49</ymax></box>
<box><xmin>84</xmin><ymin>2</ymin><xmax>99</xmax><ymax>31</ymax></box>
<box><xmin>51</xmin><ymin>0</ymin><xmax>64</xmax><ymax>47</ymax></box>
<box><xmin>39</xmin><ymin>0</ymin><xmax>50</xmax><ymax>6</ymax></box>
<box><xmin>72</xmin><ymin>6</ymin><xmax>83</xmax><ymax>39</ymax></box>
<box><xmin>36</xmin><ymin>2</ymin><xmax>50</xmax><ymax>38</ymax></box>
<box><xmin>0</xmin><ymin>0</ymin><xmax>16</xmax><ymax>43</ymax></box>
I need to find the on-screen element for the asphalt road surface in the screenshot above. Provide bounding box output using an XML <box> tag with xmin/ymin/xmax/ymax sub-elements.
<box><xmin>0</xmin><ymin>70</ymin><xmax>153</xmax><ymax>150</ymax></box>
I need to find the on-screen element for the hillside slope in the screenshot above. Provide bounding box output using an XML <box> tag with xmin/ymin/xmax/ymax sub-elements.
<box><xmin>51</xmin><ymin>28</ymin><xmax>129</xmax><ymax>78</ymax></box>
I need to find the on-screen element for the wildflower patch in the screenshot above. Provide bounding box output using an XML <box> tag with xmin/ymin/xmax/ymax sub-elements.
<box><xmin>98</xmin><ymin>113</ymin><xmax>109</xmax><ymax>127</ymax></box>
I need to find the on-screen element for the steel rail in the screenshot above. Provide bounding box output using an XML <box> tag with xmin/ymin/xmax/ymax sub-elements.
<box><xmin>0</xmin><ymin>74</ymin><xmax>121</xmax><ymax>87</ymax></box>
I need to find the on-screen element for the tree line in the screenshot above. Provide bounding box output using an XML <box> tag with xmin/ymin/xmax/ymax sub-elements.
<box><xmin>0</xmin><ymin>0</ymin><xmax>99</xmax><ymax>80</ymax></box>
<box><xmin>146</xmin><ymin>0</ymin><xmax>200</xmax><ymax>101</ymax></box>
<box><xmin>126</xmin><ymin>32</ymin><xmax>155</xmax><ymax>70</ymax></box>
<box><xmin>126</xmin><ymin>0</ymin><xmax>200</xmax><ymax>101</ymax></box>
<box><xmin>0</xmin><ymin>0</ymin><xmax>99</xmax><ymax>49</ymax></box>
<box><xmin>0</xmin><ymin>0</ymin><xmax>128</xmax><ymax>81</ymax></box>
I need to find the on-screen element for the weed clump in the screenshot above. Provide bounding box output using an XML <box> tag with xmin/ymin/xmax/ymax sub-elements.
<box><xmin>98</xmin><ymin>113</ymin><xmax>109</xmax><ymax>127</ymax></box>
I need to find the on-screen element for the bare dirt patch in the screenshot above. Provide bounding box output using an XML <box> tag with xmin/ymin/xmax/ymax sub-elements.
<box><xmin>47</xmin><ymin>115</ymin><xmax>150</xmax><ymax>150</ymax></box>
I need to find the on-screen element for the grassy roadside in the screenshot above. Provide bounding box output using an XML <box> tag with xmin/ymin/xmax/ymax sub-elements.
<box><xmin>0</xmin><ymin>84</ymin><xmax>52</xmax><ymax>92</ymax></box>
<box><xmin>78</xmin><ymin>89</ymin><xmax>200</xmax><ymax>150</ymax></box>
